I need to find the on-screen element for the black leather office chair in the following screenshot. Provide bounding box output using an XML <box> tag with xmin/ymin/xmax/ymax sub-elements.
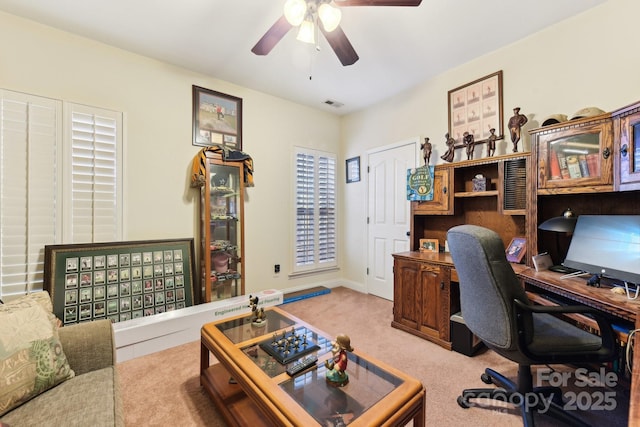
<box><xmin>446</xmin><ymin>225</ymin><xmax>617</xmax><ymax>427</ymax></box>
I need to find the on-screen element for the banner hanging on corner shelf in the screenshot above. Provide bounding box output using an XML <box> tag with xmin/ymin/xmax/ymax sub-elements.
<box><xmin>407</xmin><ymin>165</ymin><xmax>434</xmax><ymax>201</ymax></box>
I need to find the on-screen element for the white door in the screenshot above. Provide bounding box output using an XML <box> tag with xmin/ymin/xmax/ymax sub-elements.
<box><xmin>367</xmin><ymin>139</ymin><xmax>417</xmax><ymax>300</ymax></box>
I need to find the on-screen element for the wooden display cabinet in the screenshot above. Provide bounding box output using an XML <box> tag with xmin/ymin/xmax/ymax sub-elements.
<box><xmin>613</xmin><ymin>100</ymin><xmax>640</xmax><ymax>192</ymax></box>
<box><xmin>530</xmin><ymin>113</ymin><xmax>613</xmax><ymax>194</ymax></box>
<box><xmin>198</xmin><ymin>151</ymin><xmax>245</xmax><ymax>303</ymax></box>
<box><xmin>392</xmin><ymin>252</ymin><xmax>459</xmax><ymax>349</ymax></box>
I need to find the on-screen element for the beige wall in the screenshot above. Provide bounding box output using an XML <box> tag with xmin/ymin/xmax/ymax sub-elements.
<box><xmin>0</xmin><ymin>11</ymin><xmax>342</xmax><ymax>297</ymax></box>
<box><xmin>2</xmin><ymin>0</ymin><xmax>638</xmax><ymax>298</ymax></box>
<box><xmin>340</xmin><ymin>0</ymin><xmax>640</xmax><ymax>286</ymax></box>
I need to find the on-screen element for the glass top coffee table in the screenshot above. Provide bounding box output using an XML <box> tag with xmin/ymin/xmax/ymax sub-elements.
<box><xmin>200</xmin><ymin>306</ymin><xmax>425</xmax><ymax>426</ymax></box>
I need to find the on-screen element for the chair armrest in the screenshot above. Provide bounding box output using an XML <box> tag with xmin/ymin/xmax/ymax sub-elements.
<box><xmin>514</xmin><ymin>299</ymin><xmax>617</xmax><ymax>359</ymax></box>
<box><xmin>58</xmin><ymin>319</ymin><xmax>116</xmax><ymax>375</ymax></box>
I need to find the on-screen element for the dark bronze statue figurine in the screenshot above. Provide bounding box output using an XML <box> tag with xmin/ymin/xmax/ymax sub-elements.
<box><xmin>487</xmin><ymin>128</ymin><xmax>497</xmax><ymax>157</ymax></box>
<box><xmin>508</xmin><ymin>107</ymin><xmax>528</xmax><ymax>152</ymax></box>
<box><xmin>463</xmin><ymin>132</ymin><xmax>475</xmax><ymax>160</ymax></box>
<box><xmin>421</xmin><ymin>137</ymin><xmax>432</xmax><ymax>165</ymax></box>
<box><xmin>440</xmin><ymin>133</ymin><xmax>456</xmax><ymax>163</ymax></box>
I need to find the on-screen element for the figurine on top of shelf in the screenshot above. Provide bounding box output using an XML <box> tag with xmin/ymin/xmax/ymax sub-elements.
<box><xmin>325</xmin><ymin>334</ymin><xmax>354</xmax><ymax>387</ymax></box>
<box><xmin>487</xmin><ymin>128</ymin><xmax>497</xmax><ymax>157</ymax></box>
<box><xmin>440</xmin><ymin>133</ymin><xmax>456</xmax><ymax>163</ymax></box>
<box><xmin>248</xmin><ymin>294</ymin><xmax>266</xmax><ymax>326</ymax></box>
<box><xmin>421</xmin><ymin>137</ymin><xmax>432</xmax><ymax>165</ymax></box>
<box><xmin>508</xmin><ymin>107</ymin><xmax>528</xmax><ymax>153</ymax></box>
<box><xmin>463</xmin><ymin>132</ymin><xmax>475</xmax><ymax>160</ymax></box>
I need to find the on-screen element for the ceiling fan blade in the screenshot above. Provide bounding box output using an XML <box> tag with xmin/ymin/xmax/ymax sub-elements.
<box><xmin>251</xmin><ymin>15</ymin><xmax>293</xmax><ymax>56</ymax></box>
<box><xmin>320</xmin><ymin>25</ymin><xmax>359</xmax><ymax>66</ymax></box>
<box><xmin>336</xmin><ymin>0</ymin><xmax>422</xmax><ymax>6</ymax></box>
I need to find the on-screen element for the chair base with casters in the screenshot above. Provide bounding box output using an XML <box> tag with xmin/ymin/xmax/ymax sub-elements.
<box><xmin>446</xmin><ymin>224</ymin><xmax>618</xmax><ymax>427</ymax></box>
<box><xmin>457</xmin><ymin>365</ymin><xmax>591</xmax><ymax>427</ymax></box>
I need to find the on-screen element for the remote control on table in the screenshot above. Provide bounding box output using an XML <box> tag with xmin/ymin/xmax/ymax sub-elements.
<box><xmin>286</xmin><ymin>354</ymin><xmax>318</xmax><ymax>376</ymax></box>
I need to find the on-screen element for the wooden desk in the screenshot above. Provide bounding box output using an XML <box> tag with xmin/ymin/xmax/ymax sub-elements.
<box><xmin>392</xmin><ymin>250</ymin><xmax>639</xmax><ymax>424</ymax></box>
<box><xmin>518</xmin><ymin>267</ymin><xmax>639</xmax><ymax>323</ymax></box>
<box><xmin>200</xmin><ymin>306</ymin><xmax>426</xmax><ymax>427</ymax></box>
<box><xmin>518</xmin><ymin>267</ymin><xmax>640</xmax><ymax>426</ymax></box>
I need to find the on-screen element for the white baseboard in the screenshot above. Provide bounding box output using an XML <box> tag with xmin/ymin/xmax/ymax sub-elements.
<box><xmin>336</xmin><ymin>279</ymin><xmax>367</xmax><ymax>294</ymax></box>
<box><xmin>113</xmin><ymin>289</ymin><xmax>282</xmax><ymax>362</ymax></box>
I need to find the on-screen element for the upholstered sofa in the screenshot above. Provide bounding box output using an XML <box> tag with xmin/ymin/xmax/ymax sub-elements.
<box><xmin>0</xmin><ymin>293</ymin><xmax>124</xmax><ymax>426</ymax></box>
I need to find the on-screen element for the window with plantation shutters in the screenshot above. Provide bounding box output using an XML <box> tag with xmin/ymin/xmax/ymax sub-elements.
<box><xmin>0</xmin><ymin>90</ymin><xmax>123</xmax><ymax>302</ymax></box>
<box><xmin>294</xmin><ymin>147</ymin><xmax>337</xmax><ymax>273</ymax></box>
<box><xmin>0</xmin><ymin>91</ymin><xmax>61</xmax><ymax>300</ymax></box>
<box><xmin>65</xmin><ymin>104</ymin><xmax>122</xmax><ymax>243</ymax></box>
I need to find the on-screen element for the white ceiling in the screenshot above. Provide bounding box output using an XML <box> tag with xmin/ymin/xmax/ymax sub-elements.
<box><xmin>0</xmin><ymin>0</ymin><xmax>606</xmax><ymax>115</ymax></box>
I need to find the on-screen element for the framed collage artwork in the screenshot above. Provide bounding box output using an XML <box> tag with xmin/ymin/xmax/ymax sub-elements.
<box><xmin>44</xmin><ymin>238</ymin><xmax>197</xmax><ymax>325</ymax></box>
<box><xmin>448</xmin><ymin>70</ymin><xmax>504</xmax><ymax>146</ymax></box>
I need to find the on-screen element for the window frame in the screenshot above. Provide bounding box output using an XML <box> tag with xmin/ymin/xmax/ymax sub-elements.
<box><xmin>292</xmin><ymin>146</ymin><xmax>338</xmax><ymax>275</ymax></box>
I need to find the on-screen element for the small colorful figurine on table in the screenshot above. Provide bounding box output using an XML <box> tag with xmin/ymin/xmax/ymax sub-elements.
<box><xmin>248</xmin><ymin>294</ymin><xmax>266</xmax><ymax>326</ymax></box>
<box><xmin>325</xmin><ymin>334</ymin><xmax>353</xmax><ymax>387</ymax></box>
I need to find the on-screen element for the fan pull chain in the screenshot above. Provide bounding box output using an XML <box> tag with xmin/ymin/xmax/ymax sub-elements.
<box><xmin>309</xmin><ymin>21</ymin><xmax>322</xmax><ymax>80</ymax></box>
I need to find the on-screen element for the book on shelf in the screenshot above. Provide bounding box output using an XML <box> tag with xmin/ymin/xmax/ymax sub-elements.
<box><xmin>549</xmin><ymin>149</ymin><xmax>562</xmax><ymax>180</ymax></box>
<box><xmin>578</xmin><ymin>155</ymin><xmax>590</xmax><ymax>177</ymax></box>
<box><xmin>556</xmin><ymin>152</ymin><xmax>571</xmax><ymax>179</ymax></box>
<box><xmin>566</xmin><ymin>155</ymin><xmax>582</xmax><ymax>179</ymax></box>
<box><xmin>586</xmin><ymin>153</ymin><xmax>599</xmax><ymax>176</ymax></box>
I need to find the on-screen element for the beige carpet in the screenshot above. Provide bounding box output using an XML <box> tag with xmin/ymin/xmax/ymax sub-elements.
<box><xmin>117</xmin><ymin>287</ymin><xmax>628</xmax><ymax>426</ymax></box>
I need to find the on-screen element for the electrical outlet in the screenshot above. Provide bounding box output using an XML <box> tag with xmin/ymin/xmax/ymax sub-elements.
<box><xmin>274</xmin><ymin>264</ymin><xmax>280</xmax><ymax>274</ymax></box>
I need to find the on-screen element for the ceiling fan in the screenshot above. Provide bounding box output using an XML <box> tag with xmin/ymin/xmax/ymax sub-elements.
<box><xmin>251</xmin><ymin>0</ymin><xmax>423</xmax><ymax>66</ymax></box>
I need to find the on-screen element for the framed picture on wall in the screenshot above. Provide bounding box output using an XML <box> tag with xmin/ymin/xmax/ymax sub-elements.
<box><xmin>192</xmin><ymin>85</ymin><xmax>243</xmax><ymax>150</ymax></box>
<box><xmin>346</xmin><ymin>156</ymin><xmax>360</xmax><ymax>183</ymax></box>
<box><xmin>448</xmin><ymin>71</ymin><xmax>503</xmax><ymax>146</ymax></box>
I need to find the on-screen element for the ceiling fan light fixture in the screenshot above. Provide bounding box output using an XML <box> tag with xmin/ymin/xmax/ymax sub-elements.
<box><xmin>296</xmin><ymin>18</ymin><xmax>316</xmax><ymax>44</ymax></box>
<box><xmin>284</xmin><ymin>0</ymin><xmax>307</xmax><ymax>26</ymax></box>
<box><xmin>318</xmin><ymin>2</ymin><xmax>341</xmax><ymax>32</ymax></box>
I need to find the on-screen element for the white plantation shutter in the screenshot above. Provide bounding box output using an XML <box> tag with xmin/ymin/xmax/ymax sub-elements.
<box><xmin>64</xmin><ymin>104</ymin><xmax>122</xmax><ymax>243</ymax></box>
<box><xmin>0</xmin><ymin>91</ymin><xmax>61</xmax><ymax>299</ymax></box>
<box><xmin>294</xmin><ymin>147</ymin><xmax>337</xmax><ymax>273</ymax></box>
<box><xmin>0</xmin><ymin>91</ymin><xmax>123</xmax><ymax>301</ymax></box>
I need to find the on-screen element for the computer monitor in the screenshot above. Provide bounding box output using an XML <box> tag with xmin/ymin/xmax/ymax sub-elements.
<box><xmin>563</xmin><ymin>215</ymin><xmax>640</xmax><ymax>285</ymax></box>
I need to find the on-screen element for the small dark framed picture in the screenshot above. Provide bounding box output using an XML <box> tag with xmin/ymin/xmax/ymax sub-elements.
<box><xmin>192</xmin><ymin>85</ymin><xmax>242</xmax><ymax>149</ymax></box>
<box><xmin>506</xmin><ymin>237</ymin><xmax>527</xmax><ymax>263</ymax></box>
<box><xmin>346</xmin><ymin>156</ymin><xmax>360</xmax><ymax>183</ymax></box>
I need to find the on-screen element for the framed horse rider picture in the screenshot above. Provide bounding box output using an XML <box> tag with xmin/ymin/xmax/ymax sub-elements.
<box><xmin>192</xmin><ymin>85</ymin><xmax>243</xmax><ymax>150</ymax></box>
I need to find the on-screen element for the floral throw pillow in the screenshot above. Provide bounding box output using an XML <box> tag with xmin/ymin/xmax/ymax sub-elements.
<box><xmin>0</xmin><ymin>293</ymin><xmax>75</xmax><ymax>416</ymax></box>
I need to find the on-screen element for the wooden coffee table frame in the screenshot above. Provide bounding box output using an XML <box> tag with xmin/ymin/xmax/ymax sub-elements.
<box><xmin>200</xmin><ymin>306</ymin><xmax>425</xmax><ymax>427</ymax></box>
